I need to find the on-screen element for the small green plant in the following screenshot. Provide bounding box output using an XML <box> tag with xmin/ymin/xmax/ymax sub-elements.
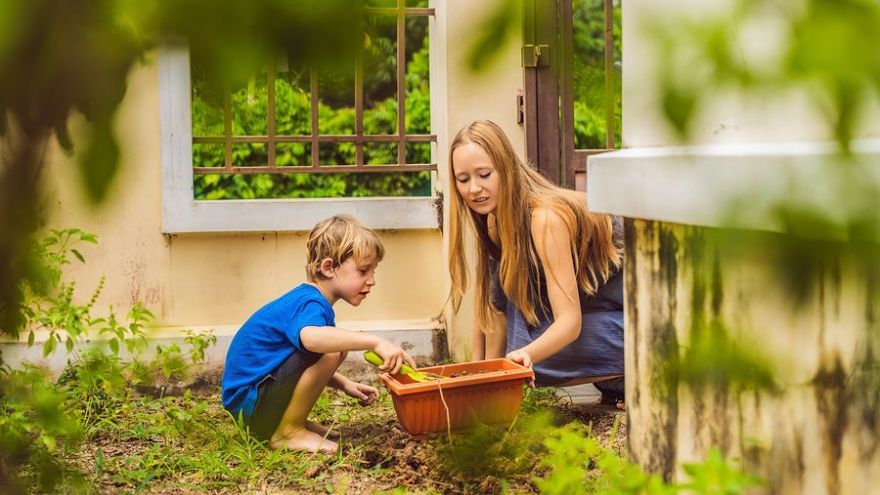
<box><xmin>535</xmin><ymin>422</ymin><xmax>602</xmax><ymax>495</ymax></box>
<box><xmin>92</xmin><ymin>302</ymin><xmax>152</xmax><ymax>356</ymax></box>
<box><xmin>184</xmin><ymin>329</ymin><xmax>218</xmax><ymax>365</ymax></box>
<box><xmin>1</xmin><ymin>228</ymin><xmax>219</xmax><ymax>492</ymax></box>
<box><xmin>0</xmin><ymin>365</ymin><xmax>87</xmax><ymax>494</ymax></box>
<box><xmin>679</xmin><ymin>448</ymin><xmax>765</xmax><ymax>495</ymax></box>
<box><xmin>535</xmin><ymin>421</ymin><xmax>762</xmax><ymax>495</ymax></box>
<box><xmin>20</xmin><ymin>228</ymin><xmax>100</xmax><ymax>357</ymax></box>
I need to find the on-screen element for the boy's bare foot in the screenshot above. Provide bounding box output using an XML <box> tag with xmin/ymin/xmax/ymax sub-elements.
<box><xmin>306</xmin><ymin>420</ymin><xmax>340</xmax><ymax>440</ymax></box>
<box><xmin>270</xmin><ymin>428</ymin><xmax>338</xmax><ymax>454</ymax></box>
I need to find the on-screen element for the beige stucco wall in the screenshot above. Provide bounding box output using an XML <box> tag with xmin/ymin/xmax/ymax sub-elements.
<box><xmin>439</xmin><ymin>0</ymin><xmax>525</xmax><ymax>360</ymax></box>
<box><xmin>44</xmin><ymin>60</ymin><xmax>446</xmax><ymax>328</ymax></box>
<box><xmin>37</xmin><ymin>0</ymin><xmax>525</xmax><ymax>361</ymax></box>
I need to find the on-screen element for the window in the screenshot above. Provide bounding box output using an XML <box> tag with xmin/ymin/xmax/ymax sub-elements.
<box><xmin>522</xmin><ymin>0</ymin><xmax>622</xmax><ymax>191</ymax></box>
<box><xmin>160</xmin><ymin>0</ymin><xmax>440</xmax><ymax>232</ymax></box>
<box><xmin>566</xmin><ymin>0</ymin><xmax>622</xmax><ymax>191</ymax></box>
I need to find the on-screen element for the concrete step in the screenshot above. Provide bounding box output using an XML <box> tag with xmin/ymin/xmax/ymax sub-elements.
<box><xmin>556</xmin><ymin>383</ymin><xmax>602</xmax><ymax>406</ymax></box>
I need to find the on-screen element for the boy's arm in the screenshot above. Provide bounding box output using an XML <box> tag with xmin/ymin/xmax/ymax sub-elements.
<box><xmin>329</xmin><ymin>372</ymin><xmax>380</xmax><ymax>406</ymax></box>
<box><xmin>300</xmin><ymin>325</ymin><xmax>416</xmax><ymax>373</ymax></box>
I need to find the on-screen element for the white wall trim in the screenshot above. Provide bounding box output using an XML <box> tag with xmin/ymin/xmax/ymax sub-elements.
<box><xmin>2</xmin><ymin>318</ymin><xmax>445</xmax><ymax>374</ymax></box>
<box><xmin>587</xmin><ymin>140</ymin><xmax>880</xmax><ymax>234</ymax></box>
<box><xmin>4</xmin><ymin>318</ymin><xmax>444</xmax><ymax>344</ymax></box>
<box><xmin>158</xmin><ymin>43</ymin><xmax>441</xmax><ymax>233</ymax></box>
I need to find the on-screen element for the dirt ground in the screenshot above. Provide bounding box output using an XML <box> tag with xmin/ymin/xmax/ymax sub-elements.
<box><xmin>72</xmin><ymin>374</ymin><xmax>627</xmax><ymax>495</ymax></box>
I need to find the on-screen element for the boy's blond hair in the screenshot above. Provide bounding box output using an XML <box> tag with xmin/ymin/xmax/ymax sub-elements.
<box><xmin>305</xmin><ymin>215</ymin><xmax>385</xmax><ymax>281</ymax></box>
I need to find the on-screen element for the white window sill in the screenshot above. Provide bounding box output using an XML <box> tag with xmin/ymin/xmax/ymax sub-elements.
<box><xmin>161</xmin><ymin>196</ymin><xmax>440</xmax><ymax>233</ymax></box>
<box><xmin>587</xmin><ymin>140</ymin><xmax>880</xmax><ymax>234</ymax></box>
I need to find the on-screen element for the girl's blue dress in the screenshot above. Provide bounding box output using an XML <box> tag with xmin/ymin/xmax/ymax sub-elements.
<box><xmin>490</xmin><ymin>217</ymin><xmax>624</xmax><ymax>387</ymax></box>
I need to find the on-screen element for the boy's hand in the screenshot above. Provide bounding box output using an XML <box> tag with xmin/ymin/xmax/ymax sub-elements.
<box><xmin>343</xmin><ymin>381</ymin><xmax>380</xmax><ymax>406</ymax></box>
<box><xmin>373</xmin><ymin>340</ymin><xmax>417</xmax><ymax>375</ymax></box>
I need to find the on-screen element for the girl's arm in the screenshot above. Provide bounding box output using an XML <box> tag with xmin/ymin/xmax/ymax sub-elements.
<box><xmin>473</xmin><ymin>310</ymin><xmax>508</xmax><ymax>360</ymax></box>
<box><xmin>482</xmin><ymin>213</ymin><xmax>508</xmax><ymax>359</ymax></box>
<box><xmin>471</xmin><ymin>213</ymin><xmax>508</xmax><ymax>360</ymax></box>
<box><xmin>509</xmin><ymin>208</ymin><xmax>582</xmax><ymax>366</ymax></box>
<box><xmin>485</xmin><ymin>312</ymin><xmax>507</xmax><ymax>358</ymax></box>
<box><xmin>472</xmin><ymin>322</ymin><xmax>486</xmax><ymax>360</ymax></box>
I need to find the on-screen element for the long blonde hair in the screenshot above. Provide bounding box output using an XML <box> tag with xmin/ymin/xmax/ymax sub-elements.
<box><xmin>448</xmin><ymin>120</ymin><xmax>620</xmax><ymax>329</ymax></box>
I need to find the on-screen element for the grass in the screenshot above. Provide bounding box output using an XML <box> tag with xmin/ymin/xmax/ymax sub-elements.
<box><xmin>68</xmin><ymin>379</ymin><xmax>628</xmax><ymax>494</ymax></box>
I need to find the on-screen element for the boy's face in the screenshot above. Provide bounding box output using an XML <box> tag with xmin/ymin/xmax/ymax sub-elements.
<box><xmin>329</xmin><ymin>253</ymin><xmax>378</xmax><ymax>306</ymax></box>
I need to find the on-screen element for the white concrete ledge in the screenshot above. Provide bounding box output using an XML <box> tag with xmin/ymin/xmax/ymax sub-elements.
<box><xmin>162</xmin><ymin>197</ymin><xmax>441</xmax><ymax>233</ymax></box>
<box><xmin>587</xmin><ymin>140</ymin><xmax>880</xmax><ymax>236</ymax></box>
<box><xmin>1</xmin><ymin>318</ymin><xmax>446</xmax><ymax>374</ymax></box>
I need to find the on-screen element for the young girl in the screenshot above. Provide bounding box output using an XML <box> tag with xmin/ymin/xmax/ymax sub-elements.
<box><xmin>448</xmin><ymin>120</ymin><xmax>624</xmax><ymax>401</ymax></box>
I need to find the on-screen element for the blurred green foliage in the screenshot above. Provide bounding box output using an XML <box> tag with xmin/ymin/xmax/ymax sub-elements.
<box><xmin>436</xmin><ymin>387</ymin><xmax>761</xmax><ymax>494</ymax></box>
<box><xmin>651</xmin><ymin>0</ymin><xmax>880</xmax><ymax>150</ymax></box>
<box><xmin>191</xmin><ymin>15</ymin><xmax>433</xmax><ymax>199</ymax></box>
<box><xmin>572</xmin><ymin>0</ymin><xmax>622</xmax><ymax>149</ymax></box>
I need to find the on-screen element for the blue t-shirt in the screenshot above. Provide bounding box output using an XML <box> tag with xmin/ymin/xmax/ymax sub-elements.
<box><xmin>221</xmin><ymin>284</ymin><xmax>335</xmax><ymax>419</ymax></box>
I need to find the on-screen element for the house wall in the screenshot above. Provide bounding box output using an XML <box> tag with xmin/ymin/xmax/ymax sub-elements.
<box><xmin>18</xmin><ymin>0</ymin><xmax>524</xmax><ymax>366</ymax></box>
<box><xmin>439</xmin><ymin>0</ymin><xmax>526</xmax><ymax>360</ymax></box>
<box><xmin>594</xmin><ymin>0</ymin><xmax>880</xmax><ymax>492</ymax></box>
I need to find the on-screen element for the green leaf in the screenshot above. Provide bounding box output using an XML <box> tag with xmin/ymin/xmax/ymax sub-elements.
<box><xmin>109</xmin><ymin>338</ymin><xmax>119</xmax><ymax>355</ymax></box>
<box><xmin>41</xmin><ymin>434</ymin><xmax>57</xmax><ymax>452</ymax></box>
<box><xmin>43</xmin><ymin>335</ymin><xmax>57</xmax><ymax>357</ymax></box>
<box><xmin>78</xmin><ymin>119</ymin><xmax>121</xmax><ymax>203</ymax></box>
<box><xmin>70</xmin><ymin>248</ymin><xmax>85</xmax><ymax>263</ymax></box>
<box><xmin>27</xmin><ymin>330</ymin><xmax>34</xmax><ymax>347</ymax></box>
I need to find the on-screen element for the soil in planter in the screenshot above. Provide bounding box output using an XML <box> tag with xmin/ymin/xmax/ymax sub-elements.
<box><xmin>448</xmin><ymin>369</ymin><xmax>490</xmax><ymax>378</ymax></box>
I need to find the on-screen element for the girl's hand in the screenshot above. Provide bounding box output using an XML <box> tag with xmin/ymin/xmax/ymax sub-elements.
<box><xmin>506</xmin><ymin>349</ymin><xmax>533</xmax><ymax>368</ymax></box>
<box><xmin>506</xmin><ymin>349</ymin><xmax>535</xmax><ymax>388</ymax></box>
<box><xmin>343</xmin><ymin>381</ymin><xmax>380</xmax><ymax>406</ymax></box>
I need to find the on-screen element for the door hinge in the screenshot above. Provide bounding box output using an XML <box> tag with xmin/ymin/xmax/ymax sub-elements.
<box><xmin>521</xmin><ymin>44</ymin><xmax>550</xmax><ymax>68</ymax></box>
<box><xmin>516</xmin><ymin>89</ymin><xmax>525</xmax><ymax>124</ymax></box>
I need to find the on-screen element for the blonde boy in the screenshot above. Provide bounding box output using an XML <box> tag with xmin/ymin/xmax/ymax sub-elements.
<box><xmin>221</xmin><ymin>215</ymin><xmax>415</xmax><ymax>453</ymax></box>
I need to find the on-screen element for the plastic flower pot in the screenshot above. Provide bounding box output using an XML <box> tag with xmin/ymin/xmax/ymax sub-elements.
<box><xmin>377</xmin><ymin>358</ymin><xmax>535</xmax><ymax>439</ymax></box>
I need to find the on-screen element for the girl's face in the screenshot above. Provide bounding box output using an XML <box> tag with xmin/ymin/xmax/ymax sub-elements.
<box><xmin>452</xmin><ymin>143</ymin><xmax>500</xmax><ymax>215</ymax></box>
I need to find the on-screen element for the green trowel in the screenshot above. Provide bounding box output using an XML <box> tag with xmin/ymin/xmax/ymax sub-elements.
<box><xmin>363</xmin><ymin>350</ymin><xmax>444</xmax><ymax>382</ymax></box>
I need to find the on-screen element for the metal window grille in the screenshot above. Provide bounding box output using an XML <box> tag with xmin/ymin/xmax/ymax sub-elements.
<box><xmin>192</xmin><ymin>0</ymin><xmax>436</xmax><ymax>177</ymax></box>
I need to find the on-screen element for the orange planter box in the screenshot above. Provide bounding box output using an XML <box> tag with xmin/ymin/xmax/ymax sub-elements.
<box><xmin>378</xmin><ymin>358</ymin><xmax>535</xmax><ymax>439</ymax></box>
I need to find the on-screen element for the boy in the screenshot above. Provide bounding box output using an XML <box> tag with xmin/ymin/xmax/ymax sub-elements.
<box><xmin>221</xmin><ymin>215</ymin><xmax>416</xmax><ymax>453</ymax></box>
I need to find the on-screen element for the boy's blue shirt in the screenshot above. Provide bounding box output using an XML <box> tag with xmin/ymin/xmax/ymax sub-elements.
<box><xmin>221</xmin><ymin>283</ymin><xmax>335</xmax><ymax>419</ymax></box>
